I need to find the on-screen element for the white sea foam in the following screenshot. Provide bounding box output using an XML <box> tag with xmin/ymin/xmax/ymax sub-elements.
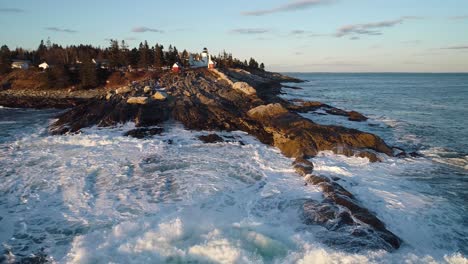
<box><xmin>421</xmin><ymin>147</ymin><xmax>468</xmax><ymax>170</ymax></box>
<box><xmin>0</xmin><ymin>120</ymin><xmax>466</xmax><ymax>263</ymax></box>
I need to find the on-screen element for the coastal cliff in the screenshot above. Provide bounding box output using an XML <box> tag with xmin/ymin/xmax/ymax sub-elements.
<box><xmin>1</xmin><ymin>68</ymin><xmax>402</xmax><ymax>251</ymax></box>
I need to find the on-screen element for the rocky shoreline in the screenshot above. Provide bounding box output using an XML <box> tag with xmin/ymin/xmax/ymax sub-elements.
<box><xmin>1</xmin><ymin>68</ymin><xmax>403</xmax><ymax>251</ymax></box>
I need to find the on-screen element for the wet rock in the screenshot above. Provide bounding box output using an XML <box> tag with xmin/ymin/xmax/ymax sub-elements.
<box><xmin>49</xmin><ymin>99</ymin><xmax>171</xmax><ymax>134</ymax></box>
<box><xmin>198</xmin><ymin>134</ymin><xmax>224</xmax><ymax>143</ymax></box>
<box><xmin>326</xmin><ymin>108</ymin><xmax>368</xmax><ymax>122</ymax></box>
<box><xmin>302</xmin><ymin>197</ymin><xmax>401</xmax><ymax>251</ymax></box>
<box><xmin>348</xmin><ymin>111</ymin><xmax>368</xmax><ymax>122</ymax></box>
<box><xmin>326</xmin><ymin>107</ymin><xmax>349</xmax><ymax>117</ymax></box>
<box><xmin>303</xmin><ymin>201</ymin><xmax>338</xmax><ymax>225</ymax></box>
<box><xmin>292</xmin><ymin>157</ymin><xmax>314</xmax><ymax>176</ymax></box>
<box><xmin>409</xmin><ymin>151</ymin><xmax>422</xmax><ymax>157</ymax></box>
<box><xmin>305</xmin><ymin>174</ymin><xmax>331</xmax><ymax>185</ymax></box>
<box><xmin>127</xmin><ymin>97</ymin><xmax>148</xmax><ymax>105</ymax></box>
<box><xmin>124</xmin><ymin>127</ymin><xmax>163</xmax><ymax>138</ymax></box>
<box><xmin>286</xmin><ymin>100</ymin><xmax>328</xmax><ymax>112</ymax></box>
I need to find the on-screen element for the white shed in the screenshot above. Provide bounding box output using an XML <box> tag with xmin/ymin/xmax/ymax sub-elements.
<box><xmin>11</xmin><ymin>60</ymin><xmax>31</xmax><ymax>70</ymax></box>
<box><xmin>38</xmin><ymin>62</ymin><xmax>49</xmax><ymax>70</ymax></box>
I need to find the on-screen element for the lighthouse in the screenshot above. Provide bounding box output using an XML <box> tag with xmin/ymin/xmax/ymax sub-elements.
<box><xmin>189</xmin><ymin>47</ymin><xmax>212</xmax><ymax>68</ymax></box>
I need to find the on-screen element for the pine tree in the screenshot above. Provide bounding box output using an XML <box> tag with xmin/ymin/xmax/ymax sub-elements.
<box><xmin>154</xmin><ymin>44</ymin><xmax>164</xmax><ymax>69</ymax></box>
<box><xmin>181</xmin><ymin>49</ymin><xmax>189</xmax><ymax>67</ymax></box>
<box><xmin>129</xmin><ymin>48</ymin><xmax>139</xmax><ymax>67</ymax></box>
<box><xmin>249</xmin><ymin>58</ymin><xmax>259</xmax><ymax>69</ymax></box>
<box><xmin>80</xmin><ymin>56</ymin><xmax>98</xmax><ymax>88</ymax></box>
<box><xmin>138</xmin><ymin>41</ymin><xmax>150</xmax><ymax>69</ymax></box>
<box><xmin>259</xmin><ymin>63</ymin><xmax>265</xmax><ymax>71</ymax></box>
<box><xmin>108</xmin><ymin>39</ymin><xmax>120</xmax><ymax>69</ymax></box>
<box><xmin>0</xmin><ymin>45</ymin><xmax>12</xmax><ymax>74</ymax></box>
<box><xmin>120</xmin><ymin>40</ymin><xmax>129</xmax><ymax>67</ymax></box>
<box><xmin>37</xmin><ymin>40</ymin><xmax>47</xmax><ymax>63</ymax></box>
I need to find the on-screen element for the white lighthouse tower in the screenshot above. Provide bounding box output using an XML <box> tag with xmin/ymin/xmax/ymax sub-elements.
<box><xmin>189</xmin><ymin>47</ymin><xmax>212</xmax><ymax>68</ymax></box>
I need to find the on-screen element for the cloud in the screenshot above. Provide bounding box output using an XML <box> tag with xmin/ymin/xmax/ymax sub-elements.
<box><xmin>449</xmin><ymin>15</ymin><xmax>468</xmax><ymax>20</ymax></box>
<box><xmin>131</xmin><ymin>27</ymin><xmax>164</xmax><ymax>33</ymax></box>
<box><xmin>401</xmin><ymin>16</ymin><xmax>425</xmax><ymax>20</ymax></box>
<box><xmin>288</xmin><ymin>30</ymin><xmax>328</xmax><ymax>38</ymax></box>
<box><xmin>229</xmin><ymin>28</ymin><xmax>270</xmax><ymax>34</ymax></box>
<box><xmin>441</xmin><ymin>45</ymin><xmax>468</xmax><ymax>50</ymax></box>
<box><xmin>45</xmin><ymin>27</ymin><xmax>77</xmax><ymax>33</ymax></box>
<box><xmin>0</xmin><ymin>8</ymin><xmax>24</xmax><ymax>13</ymax></box>
<box><xmin>401</xmin><ymin>40</ymin><xmax>421</xmax><ymax>45</ymax></box>
<box><xmin>242</xmin><ymin>0</ymin><xmax>334</xmax><ymax>16</ymax></box>
<box><xmin>335</xmin><ymin>18</ymin><xmax>405</xmax><ymax>38</ymax></box>
<box><xmin>290</xmin><ymin>30</ymin><xmax>306</xmax><ymax>35</ymax></box>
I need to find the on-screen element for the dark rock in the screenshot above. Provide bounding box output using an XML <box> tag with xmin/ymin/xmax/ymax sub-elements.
<box><xmin>198</xmin><ymin>134</ymin><xmax>224</xmax><ymax>143</ymax></box>
<box><xmin>325</xmin><ymin>108</ymin><xmax>368</xmax><ymax>122</ymax></box>
<box><xmin>286</xmin><ymin>100</ymin><xmax>328</xmax><ymax>112</ymax></box>
<box><xmin>409</xmin><ymin>151</ymin><xmax>422</xmax><ymax>157</ymax></box>
<box><xmin>124</xmin><ymin>127</ymin><xmax>163</xmax><ymax>139</ymax></box>
<box><xmin>306</xmin><ymin>174</ymin><xmax>331</xmax><ymax>185</ymax></box>
<box><xmin>326</xmin><ymin>107</ymin><xmax>349</xmax><ymax>117</ymax></box>
<box><xmin>292</xmin><ymin>157</ymin><xmax>314</xmax><ymax>176</ymax></box>
<box><xmin>303</xmin><ymin>200</ymin><xmax>338</xmax><ymax>225</ymax></box>
<box><xmin>348</xmin><ymin>111</ymin><xmax>368</xmax><ymax>122</ymax></box>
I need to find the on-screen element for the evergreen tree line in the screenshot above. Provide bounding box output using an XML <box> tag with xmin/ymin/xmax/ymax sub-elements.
<box><xmin>213</xmin><ymin>50</ymin><xmax>265</xmax><ymax>71</ymax></box>
<box><xmin>0</xmin><ymin>39</ymin><xmax>266</xmax><ymax>89</ymax></box>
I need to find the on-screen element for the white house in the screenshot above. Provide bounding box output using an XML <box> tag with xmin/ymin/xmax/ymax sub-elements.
<box><xmin>189</xmin><ymin>47</ymin><xmax>214</xmax><ymax>68</ymax></box>
<box><xmin>11</xmin><ymin>60</ymin><xmax>31</xmax><ymax>70</ymax></box>
<box><xmin>38</xmin><ymin>62</ymin><xmax>49</xmax><ymax>70</ymax></box>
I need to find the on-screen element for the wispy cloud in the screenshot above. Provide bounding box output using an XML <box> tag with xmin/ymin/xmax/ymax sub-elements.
<box><xmin>131</xmin><ymin>27</ymin><xmax>164</xmax><ymax>33</ymax></box>
<box><xmin>242</xmin><ymin>0</ymin><xmax>334</xmax><ymax>16</ymax></box>
<box><xmin>290</xmin><ymin>30</ymin><xmax>307</xmax><ymax>35</ymax></box>
<box><xmin>288</xmin><ymin>30</ymin><xmax>328</xmax><ymax>38</ymax></box>
<box><xmin>335</xmin><ymin>17</ymin><xmax>421</xmax><ymax>38</ymax></box>
<box><xmin>449</xmin><ymin>15</ymin><xmax>468</xmax><ymax>20</ymax></box>
<box><xmin>401</xmin><ymin>15</ymin><xmax>425</xmax><ymax>20</ymax></box>
<box><xmin>45</xmin><ymin>27</ymin><xmax>77</xmax><ymax>33</ymax></box>
<box><xmin>229</xmin><ymin>28</ymin><xmax>270</xmax><ymax>34</ymax></box>
<box><xmin>441</xmin><ymin>45</ymin><xmax>468</xmax><ymax>50</ymax></box>
<box><xmin>401</xmin><ymin>40</ymin><xmax>421</xmax><ymax>45</ymax></box>
<box><xmin>0</xmin><ymin>7</ymin><xmax>24</xmax><ymax>13</ymax></box>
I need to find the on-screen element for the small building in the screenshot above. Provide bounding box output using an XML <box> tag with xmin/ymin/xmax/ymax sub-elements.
<box><xmin>208</xmin><ymin>59</ymin><xmax>215</xmax><ymax>69</ymax></box>
<box><xmin>189</xmin><ymin>47</ymin><xmax>213</xmax><ymax>69</ymax></box>
<box><xmin>172</xmin><ymin>62</ymin><xmax>182</xmax><ymax>73</ymax></box>
<box><xmin>11</xmin><ymin>60</ymin><xmax>31</xmax><ymax>70</ymax></box>
<box><xmin>38</xmin><ymin>62</ymin><xmax>49</xmax><ymax>70</ymax></box>
<box><xmin>92</xmin><ymin>58</ymin><xmax>110</xmax><ymax>69</ymax></box>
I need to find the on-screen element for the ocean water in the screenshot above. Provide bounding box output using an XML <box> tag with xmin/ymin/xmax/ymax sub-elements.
<box><xmin>0</xmin><ymin>73</ymin><xmax>467</xmax><ymax>263</ymax></box>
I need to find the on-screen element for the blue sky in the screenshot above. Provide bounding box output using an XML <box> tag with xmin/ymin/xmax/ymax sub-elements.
<box><xmin>1</xmin><ymin>0</ymin><xmax>467</xmax><ymax>72</ymax></box>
